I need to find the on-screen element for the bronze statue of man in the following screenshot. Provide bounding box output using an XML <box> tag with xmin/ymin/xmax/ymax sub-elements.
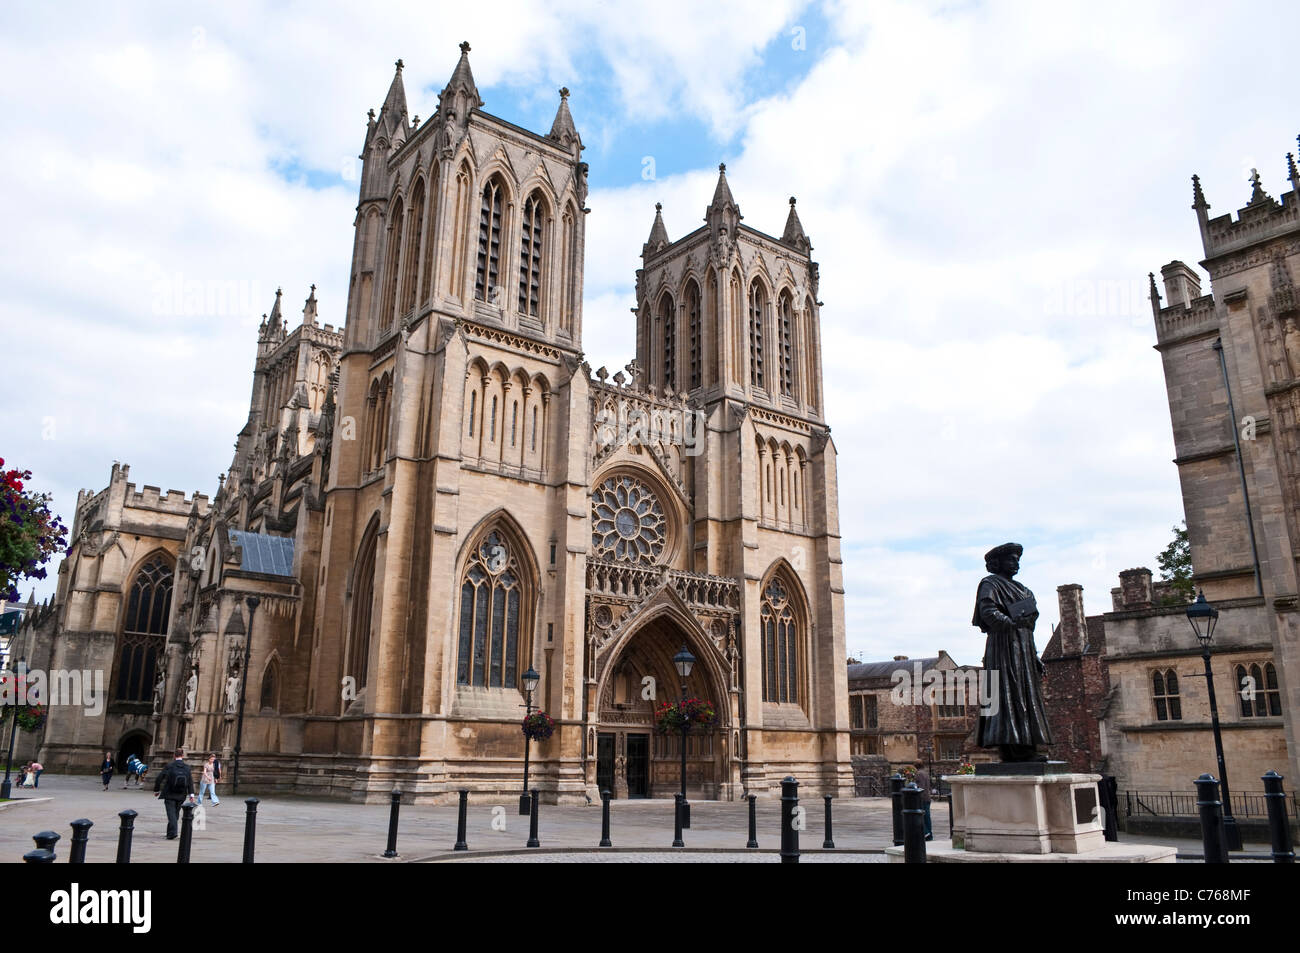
<box><xmin>972</xmin><ymin>542</ymin><xmax>1053</xmax><ymax>762</ymax></box>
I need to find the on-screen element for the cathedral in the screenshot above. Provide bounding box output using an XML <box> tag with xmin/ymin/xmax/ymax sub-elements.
<box><xmin>14</xmin><ymin>44</ymin><xmax>854</xmax><ymax>802</ymax></box>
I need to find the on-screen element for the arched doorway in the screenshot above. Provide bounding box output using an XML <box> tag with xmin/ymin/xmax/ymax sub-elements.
<box><xmin>594</xmin><ymin>614</ymin><xmax>728</xmax><ymax>799</ymax></box>
<box><xmin>117</xmin><ymin>730</ymin><xmax>151</xmax><ymax>769</ymax></box>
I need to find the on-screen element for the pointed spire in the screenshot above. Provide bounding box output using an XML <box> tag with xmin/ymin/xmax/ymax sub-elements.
<box><xmin>302</xmin><ymin>284</ymin><xmax>318</xmax><ymax>326</ymax></box>
<box><xmin>710</xmin><ymin>162</ymin><xmax>738</xmax><ymax>211</ymax></box>
<box><xmin>643</xmin><ymin>202</ymin><xmax>669</xmax><ymax>257</ymax></box>
<box><xmin>548</xmin><ymin>86</ymin><xmax>581</xmax><ymax>152</ymax></box>
<box><xmin>781</xmin><ymin>196</ymin><xmax>809</xmax><ymax>252</ymax></box>
<box><xmin>1148</xmin><ymin>271</ymin><xmax>1162</xmax><ymax>320</ymax></box>
<box><xmin>376</xmin><ymin>58</ymin><xmax>409</xmax><ymax>146</ymax></box>
<box><xmin>440</xmin><ymin>41</ymin><xmax>483</xmax><ymax>118</ymax></box>
<box><xmin>1288</xmin><ymin>148</ymin><xmax>1299</xmax><ymax>194</ymax></box>
<box><xmin>705</xmin><ymin>162</ymin><xmax>742</xmax><ymax>246</ymax></box>
<box><xmin>269</xmin><ymin>287</ymin><xmax>282</xmax><ymax>324</ymax></box>
<box><xmin>1248</xmin><ymin>167</ymin><xmax>1271</xmax><ymax>205</ymax></box>
<box><xmin>1191</xmin><ymin>174</ymin><xmax>1208</xmax><ymax>211</ymax></box>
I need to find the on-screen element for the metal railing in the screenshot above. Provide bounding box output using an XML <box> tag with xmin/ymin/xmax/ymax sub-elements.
<box><xmin>1124</xmin><ymin>789</ymin><xmax>1299</xmax><ymax>819</ymax></box>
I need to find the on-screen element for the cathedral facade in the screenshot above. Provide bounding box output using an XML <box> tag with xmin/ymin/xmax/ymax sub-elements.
<box><xmin>15</xmin><ymin>45</ymin><xmax>853</xmax><ymax>802</ymax></box>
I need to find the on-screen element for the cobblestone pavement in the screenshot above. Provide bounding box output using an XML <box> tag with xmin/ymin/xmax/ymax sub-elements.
<box><xmin>0</xmin><ymin>773</ymin><xmax>909</xmax><ymax>863</ymax></box>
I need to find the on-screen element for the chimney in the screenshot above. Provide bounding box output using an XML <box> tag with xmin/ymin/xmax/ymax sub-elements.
<box><xmin>1118</xmin><ymin>568</ymin><xmax>1154</xmax><ymax>609</ymax></box>
<box><xmin>1056</xmin><ymin>584</ymin><xmax>1087</xmax><ymax>655</ymax></box>
<box><xmin>1160</xmin><ymin>261</ymin><xmax>1202</xmax><ymax>309</ymax></box>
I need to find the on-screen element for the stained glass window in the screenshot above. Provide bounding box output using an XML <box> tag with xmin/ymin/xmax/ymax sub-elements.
<box><xmin>115</xmin><ymin>555</ymin><xmax>173</xmax><ymax>702</ymax></box>
<box><xmin>457</xmin><ymin>531</ymin><xmax>524</xmax><ymax>688</ymax></box>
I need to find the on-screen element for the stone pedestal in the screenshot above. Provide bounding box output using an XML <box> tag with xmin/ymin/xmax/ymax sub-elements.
<box><xmin>949</xmin><ymin>766</ymin><xmax>1105</xmax><ymax>855</ymax></box>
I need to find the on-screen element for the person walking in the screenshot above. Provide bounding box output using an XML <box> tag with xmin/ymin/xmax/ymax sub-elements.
<box><xmin>197</xmin><ymin>752</ymin><xmax>221</xmax><ymax>806</ymax></box>
<box><xmin>100</xmin><ymin>751</ymin><xmax>114</xmax><ymax>790</ymax></box>
<box><xmin>153</xmin><ymin>748</ymin><xmax>194</xmax><ymax>839</ymax></box>
<box><xmin>913</xmin><ymin>759</ymin><xmax>933</xmax><ymax>841</ymax></box>
<box><xmin>30</xmin><ymin>760</ymin><xmax>42</xmax><ymax>788</ymax></box>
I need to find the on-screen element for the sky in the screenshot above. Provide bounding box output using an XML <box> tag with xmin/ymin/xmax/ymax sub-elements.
<box><xmin>2</xmin><ymin>0</ymin><xmax>1297</xmax><ymax>665</ymax></box>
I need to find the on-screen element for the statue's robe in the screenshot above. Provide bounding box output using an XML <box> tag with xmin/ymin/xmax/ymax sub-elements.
<box><xmin>972</xmin><ymin>574</ymin><xmax>1054</xmax><ymax>748</ymax></box>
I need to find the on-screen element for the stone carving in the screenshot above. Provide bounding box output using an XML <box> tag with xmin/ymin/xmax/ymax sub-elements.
<box><xmin>152</xmin><ymin>672</ymin><xmax>166</xmax><ymax>715</ymax></box>
<box><xmin>1284</xmin><ymin>316</ymin><xmax>1300</xmax><ymax>379</ymax></box>
<box><xmin>225</xmin><ymin>674</ymin><xmax>241</xmax><ymax>713</ymax></box>
<box><xmin>591</xmin><ymin>475</ymin><xmax>667</xmax><ymax>564</ymax></box>
<box><xmin>184</xmin><ymin>667</ymin><xmax>198</xmax><ymax>714</ymax></box>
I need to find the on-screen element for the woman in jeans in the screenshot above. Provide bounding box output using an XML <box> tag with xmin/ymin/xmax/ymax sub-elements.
<box><xmin>197</xmin><ymin>752</ymin><xmax>221</xmax><ymax>806</ymax></box>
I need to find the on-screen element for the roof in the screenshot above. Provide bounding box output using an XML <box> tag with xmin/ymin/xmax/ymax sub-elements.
<box><xmin>847</xmin><ymin>656</ymin><xmax>942</xmax><ymax>682</ymax></box>
<box><xmin>228</xmin><ymin>530</ymin><xmax>295</xmax><ymax>577</ymax></box>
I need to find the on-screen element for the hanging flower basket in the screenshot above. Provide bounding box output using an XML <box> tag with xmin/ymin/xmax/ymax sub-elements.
<box><xmin>522</xmin><ymin>710</ymin><xmax>554</xmax><ymax>741</ymax></box>
<box><xmin>0</xmin><ymin>703</ymin><xmax>46</xmax><ymax>732</ymax></box>
<box><xmin>654</xmin><ymin>697</ymin><xmax>717</xmax><ymax>734</ymax></box>
<box><xmin>899</xmin><ymin>764</ymin><xmax>917</xmax><ymax>782</ymax></box>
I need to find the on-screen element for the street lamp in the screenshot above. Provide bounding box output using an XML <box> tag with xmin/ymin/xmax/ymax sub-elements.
<box><xmin>233</xmin><ymin>596</ymin><xmax>259</xmax><ymax>795</ymax></box>
<box><xmin>1</xmin><ymin>657</ymin><xmax>25</xmax><ymax>799</ymax></box>
<box><xmin>519</xmin><ymin>665</ymin><xmax>540</xmax><ymax>815</ymax></box>
<box><xmin>673</xmin><ymin>644</ymin><xmax>695</xmax><ymax>828</ymax></box>
<box><xmin>1186</xmin><ymin>590</ymin><xmax>1242</xmax><ymax>851</ymax></box>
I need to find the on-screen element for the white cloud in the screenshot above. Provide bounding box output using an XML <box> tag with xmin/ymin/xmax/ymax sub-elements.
<box><xmin>3</xmin><ymin>1</ymin><xmax>1292</xmax><ymax>666</ymax></box>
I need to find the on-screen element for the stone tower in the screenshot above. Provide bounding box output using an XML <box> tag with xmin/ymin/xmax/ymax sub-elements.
<box><xmin>1151</xmin><ymin>138</ymin><xmax>1300</xmax><ymax>786</ymax></box>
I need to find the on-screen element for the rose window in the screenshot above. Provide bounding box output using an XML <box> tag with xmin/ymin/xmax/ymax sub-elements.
<box><xmin>592</xmin><ymin>475</ymin><xmax>667</xmax><ymax>563</ymax></box>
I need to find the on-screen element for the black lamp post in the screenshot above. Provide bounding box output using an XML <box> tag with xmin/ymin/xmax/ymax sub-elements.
<box><xmin>519</xmin><ymin>666</ymin><xmax>540</xmax><ymax>816</ymax></box>
<box><xmin>233</xmin><ymin>596</ymin><xmax>259</xmax><ymax>795</ymax></box>
<box><xmin>1</xmin><ymin>657</ymin><xmax>25</xmax><ymax>799</ymax></box>
<box><xmin>1186</xmin><ymin>590</ymin><xmax>1242</xmax><ymax>851</ymax></box>
<box><xmin>673</xmin><ymin>644</ymin><xmax>695</xmax><ymax>827</ymax></box>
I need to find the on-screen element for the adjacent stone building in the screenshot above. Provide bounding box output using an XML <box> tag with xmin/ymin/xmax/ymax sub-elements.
<box><xmin>1139</xmin><ymin>142</ymin><xmax>1300</xmax><ymax>789</ymax></box>
<box><xmin>846</xmin><ymin>651</ymin><xmax>989</xmax><ymax>795</ymax></box>
<box><xmin>13</xmin><ymin>45</ymin><xmax>854</xmax><ymax>802</ymax></box>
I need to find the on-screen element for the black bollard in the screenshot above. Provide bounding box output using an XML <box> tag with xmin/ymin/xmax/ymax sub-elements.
<box><xmin>780</xmin><ymin>775</ymin><xmax>800</xmax><ymax>864</ymax></box>
<box><xmin>23</xmin><ymin>849</ymin><xmax>55</xmax><ymax>863</ymax></box>
<box><xmin>526</xmin><ymin>788</ymin><xmax>540</xmax><ymax>848</ymax></box>
<box><xmin>889</xmin><ymin>772</ymin><xmax>904</xmax><ymax>846</ymax></box>
<box><xmin>454</xmin><ymin>790</ymin><xmax>469</xmax><ymax>852</ymax></box>
<box><xmin>382</xmin><ymin>788</ymin><xmax>401</xmax><ymax>858</ymax></box>
<box><xmin>902</xmin><ymin>782</ymin><xmax>927</xmax><ymax>863</ymax></box>
<box><xmin>69</xmin><ymin>819</ymin><xmax>93</xmax><ymax>864</ymax></box>
<box><xmin>177</xmin><ymin>801</ymin><xmax>194</xmax><ymax>864</ymax></box>
<box><xmin>115</xmin><ymin>809</ymin><xmax>137</xmax><ymax>864</ymax></box>
<box><xmin>599</xmin><ymin>789</ymin><xmax>612</xmax><ymax>847</ymax></box>
<box><xmin>823</xmin><ymin>794</ymin><xmax>835</xmax><ymax>849</ymax></box>
<box><xmin>242</xmin><ymin>798</ymin><xmax>259</xmax><ymax>864</ymax></box>
<box><xmin>1262</xmin><ymin>770</ymin><xmax>1296</xmax><ymax>864</ymax></box>
<box><xmin>947</xmin><ymin>791</ymin><xmax>955</xmax><ymax>840</ymax></box>
<box><xmin>1099</xmin><ymin>776</ymin><xmax>1119</xmax><ymax>842</ymax></box>
<box><xmin>32</xmin><ymin>830</ymin><xmax>61</xmax><ymax>860</ymax></box>
<box><xmin>746</xmin><ymin>794</ymin><xmax>758</xmax><ymax>849</ymax></box>
<box><xmin>672</xmin><ymin>793</ymin><xmax>684</xmax><ymax>848</ymax></box>
<box><xmin>1195</xmin><ymin>773</ymin><xmax>1229</xmax><ymax>864</ymax></box>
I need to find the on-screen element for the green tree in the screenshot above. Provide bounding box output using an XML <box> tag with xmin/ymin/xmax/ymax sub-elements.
<box><xmin>1156</xmin><ymin>521</ymin><xmax>1194</xmax><ymax>605</ymax></box>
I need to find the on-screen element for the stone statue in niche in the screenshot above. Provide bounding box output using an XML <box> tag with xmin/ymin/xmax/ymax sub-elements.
<box><xmin>1283</xmin><ymin>315</ymin><xmax>1300</xmax><ymax>379</ymax></box>
<box><xmin>225</xmin><ymin>674</ymin><xmax>241</xmax><ymax>713</ymax></box>
<box><xmin>152</xmin><ymin>671</ymin><xmax>166</xmax><ymax>716</ymax></box>
<box><xmin>972</xmin><ymin>543</ymin><xmax>1053</xmax><ymax>762</ymax></box>
<box><xmin>183</xmin><ymin>666</ymin><xmax>198</xmax><ymax>714</ymax></box>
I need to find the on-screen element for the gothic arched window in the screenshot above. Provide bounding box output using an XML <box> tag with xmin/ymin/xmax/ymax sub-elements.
<box><xmin>1153</xmin><ymin>668</ymin><xmax>1181</xmax><ymax>721</ymax></box>
<box><xmin>476</xmin><ymin>177</ymin><xmax>507</xmax><ymax>303</ymax></box>
<box><xmin>348</xmin><ymin>519</ymin><xmax>378</xmax><ymax>691</ymax></box>
<box><xmin>259</xmin><ymin>658</ymin><xmax>280</xmax><ymax>712</ymax></box>
<box><xmin>660</xmin><ymin>294</ymin><xmax>676</xmax><ymax>391</ymax></box>
<box><xmin>380</xmin><ymin>196</ymin><xmax>405</xmax><ymax>331</ymax></box>
<box><xmin>778</xmin><ymin>291</ymin><xmax>795</xmax><ymax>396</ymax></box>
<box><xmin>760</xmin><ymin>572</ymin><xmax>800</xmax><ymax>704</ymax></box>
<box><xmin>749</xmin><ymin>280</ymin><xmax>766</xmax><ymax>389</ymax></box>
<box><xmin>686</xmin><ymin>280</ymin><xmax>701</xmax><ymax>389</ymax></box>
<box><xmin>401</xmin><ymin>178</ymin><xmax>426</xmax><ymax>316</ymax></box>
<box><xmin>456</xmin><ymin>530</ymin><xmax>529</xmax><ymax>688</ymax></box>
<box><xmin>114</xmin><ymin>554</ymin><xmax>174</xmax><ymax>702</ymax></box>
<box><xmin>518</xmin><ymin>192</ymin><xmax>545</xmax><ymax>317</ymax></box>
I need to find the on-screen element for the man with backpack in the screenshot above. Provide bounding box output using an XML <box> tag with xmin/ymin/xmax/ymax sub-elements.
<box><xmin>153</xmin><ymin>748</ymin><xmax>195</xmax><ymax>839</ymax></box>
